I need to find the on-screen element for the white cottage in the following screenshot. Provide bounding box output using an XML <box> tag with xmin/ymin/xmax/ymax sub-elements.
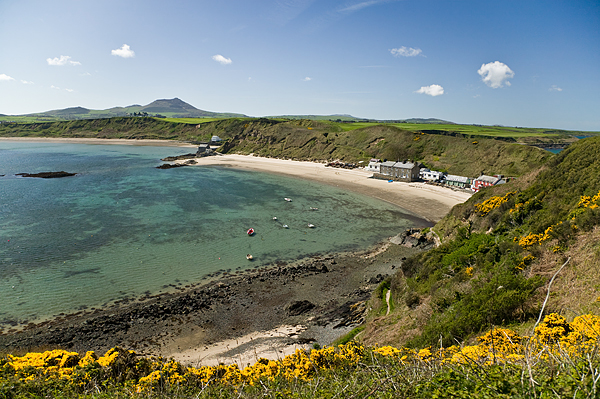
<box><xmin>365</xmin><ymin>159</ymin><xmax>381</xmax><ymax>173</ymax></box>
<box><xmin>420</xmin><ymin>168</ymin><xmax>445</xmax><ymax>182</ymax></box>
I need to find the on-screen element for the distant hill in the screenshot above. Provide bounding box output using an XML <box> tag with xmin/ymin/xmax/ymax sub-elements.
<box><xmin>266</xmin><ymin>115</ymin><xmax>456</xmax><ymax>124</ymax></box>
<box><xmin>401</xmin><ymin>118</ymin><xmax>455</xmax><ymax>124</ymax></box>
<box><xmin>2</xmin><ymin>98</ymin><xmax>457</xmax><ymax>124</ymax></box>
<box><xmin>17</xmin><ymin>98</ymin><xmax>247</xmax><ymax>121</ymax></box>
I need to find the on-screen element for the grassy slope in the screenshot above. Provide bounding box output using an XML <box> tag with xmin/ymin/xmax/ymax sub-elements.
<box><xmin>0</xmin><ymin>117</ymin><xmax>553</xmax><ymax>177</ymax></box>
<box><xmin>209</xmin><ymin>119</ymin><xmax>552</xmax><ymax>177</ymax></box>
<box><xmin>360</xmin><ymin>136</ymin><xmax>600</xmax><ymax>349</ymax></box>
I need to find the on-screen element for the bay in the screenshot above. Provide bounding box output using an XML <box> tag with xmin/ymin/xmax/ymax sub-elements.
<box><xmin>0</xmin><ymin>142</ymin><xmax>423</xmax><ymax>328</ymax></box>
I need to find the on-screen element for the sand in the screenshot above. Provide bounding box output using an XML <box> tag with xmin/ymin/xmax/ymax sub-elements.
<box><xmin>0</xmin><ymin>137</ymin><xmax>197</xmax><ymax>147</ymax></box>
<box><xmin>183</xmin><ymin>154</ymin><xmax>472</xmax><ymax>223</ymax></box>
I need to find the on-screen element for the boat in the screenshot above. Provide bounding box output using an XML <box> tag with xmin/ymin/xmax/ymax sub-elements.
<box><xmin>308</xmin><ymin>223</ymin><xmax>315</xmax><ymax>228</ymax></box>
<box><xmin>247</xmin><ymin>228</ymin><xmax>255</xmax><ymax>236</ymax></box>
<box><xmin>282</xmin><ymin>224</ymin><xmax>289</xmax><ymax>228</ymax></box>
<box><xmin>284</xmin><ymin>198</ymin><xmax>292</xmax><ymax>202</ymax></box>
<box><xmin>310</xmin><ymin>207</ymin><xmax>318</xmax><ymax>211</ymax></box>
<box><xmin>272</xmin><ymin>217</ymin><xmax>278</xmax><ymax>220</ymax></box>
<box><xmin>246</xmin><ymin>254</ymin><xmax>253</xmax><ymax>260</ymax></box>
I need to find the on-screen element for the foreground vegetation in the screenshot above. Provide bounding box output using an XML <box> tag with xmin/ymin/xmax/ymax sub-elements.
<box><xmin>3</xmin><ymin>313</ymin><xmax>600</xmax><ymax>398</ymax></box>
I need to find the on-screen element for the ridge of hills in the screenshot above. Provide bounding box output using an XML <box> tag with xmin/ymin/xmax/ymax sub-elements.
<box><xmin>2</xmin><ymin>97</ymin><xmax>452</xmax><ymax>124</ymax></box>
<box><xmin>10</xmin><ymin>98</ymin><xmax>247</xmax><ymax>120</ymax></box>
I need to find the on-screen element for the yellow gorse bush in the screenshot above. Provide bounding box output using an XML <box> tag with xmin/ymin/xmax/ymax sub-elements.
<box><xmin>475</xmin><ymin>191</ymin><xmax>515</xmax><ymax>215</ymax></box>
<box><xmin>4</xmin><ymin>316</ymin><xmax>600</xmax><ymax>393</ymax></box>
<box><xmin>515</xmin><ymin>225</ymin><xmax>555</xmax><ymax>248</ymax></box>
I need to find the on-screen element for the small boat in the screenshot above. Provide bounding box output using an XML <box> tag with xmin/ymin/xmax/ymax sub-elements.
<box><xmin>388</xmin><ymin>180</ymin><xmax>393</xmax><ymax>183</ymax></box>
<box><xmin>310</xmin><ymin>207</ymin><xmax>318</xmax><ymax>211</ymax></box>
<box><xmin>308</xmin><ymin>223</ymin><xmax>315</xmax><ymax>228</ymax></box>
<box><xmin>272</xmin><ymin>217</ymin><xmax>278</xmax><ymax>220</ymax></box>
<box><xmin>283</xmin><ymin>224</ymin><xmax>289</xmax><ymax>228</ymax></box>
<box><xmin>284</xmin><ymin>197</ymin><xmax>292</xmax><ymax>202</ymax></box>
<box><xmin>246</xmin><ymin>254</ymin><xmax>253</xmax><ymax>260</ymax></box>
<box><xmin>247</xmin><ymin>228</ymin><xmax>255</xmax><ymax>236</ymax></box>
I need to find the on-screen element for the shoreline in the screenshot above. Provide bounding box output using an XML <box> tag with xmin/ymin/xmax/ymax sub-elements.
<box><xmin>0</xmin><ymin>138</ymin><xmax>471</xmax><ymax>364</ymax></box>
<box><xmin>177</xmin><ymin>153</ymin><xmax>472</xmax><ymax>223</ymax></box>
<box><xmin>0</xmin><ymin>137</ymin><xmax>197</xmax><ymax>148</ymax></box>
<box><xmin>1</xmin><ymin>137</ymin><xmax>471</xmax><ymax>223</ymax></box>
<box><xmin>0</xmin><ymin>238</ymin><xmax>426</xmax><ymax>366</ymax></box>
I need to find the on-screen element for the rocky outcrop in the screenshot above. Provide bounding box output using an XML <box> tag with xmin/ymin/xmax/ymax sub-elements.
<box><xmin>389</xmin><ymin>228</ymin><xmax>435</xmax><ymax>250</ymax></box>
<box><xmin>16</xmin><ymin>171</ymin><xmax>76</xmax><ymax>178</ymax></box>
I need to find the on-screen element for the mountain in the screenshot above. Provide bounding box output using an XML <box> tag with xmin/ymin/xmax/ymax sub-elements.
<box><xmin>19</xmin><ymin>98</ymin><xmax>247</xmax><ymax>120</ymax></box>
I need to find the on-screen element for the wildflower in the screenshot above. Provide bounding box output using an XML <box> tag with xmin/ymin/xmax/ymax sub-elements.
<box><xmin>475</xmin><ymin>192</ymin><xmax>515</xmax><ymax>215</ymax></box>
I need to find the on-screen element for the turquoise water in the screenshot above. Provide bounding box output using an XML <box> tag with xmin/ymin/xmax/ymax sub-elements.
<box><xmin>0</xmin><ymin>142</ymin><xmax>426</xmax><ymax>328</ymax></box>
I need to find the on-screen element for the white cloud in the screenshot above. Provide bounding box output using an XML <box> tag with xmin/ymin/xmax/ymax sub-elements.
<box><xmin>0</xmin><ymin>74</ymin><xmax>15</xmax><ymax>81</ymax></box>
<box><xmin>65</xmin><ymin>88</ymin><xmax>74</xmax><ymax>92</ymax></box>
<box><xmin>415</xmin><ymin>84</ymin><xmax>444</xmax><ymax>97</ymax></box>
<box><xmin>549</xmin><ymin>85</ymin><xmax>563</xmax><ymax>92</ymax></box>
<box><xmin>303</xmin><ymin>77</ymin><xmax>312</xmax><ymax>81</ymax></box>
<box><xmin>339</xmin><ymin>1</ymin><xmax>379</xmax><ymax>12</ymax></box>
<box><xmin>212</xmin><ymin>54</ymin><xmax>232</xmax><ymax>65</ymax></box>
<box><xmin>111</xmin><ymin>44</ymin><xmax>135</xmax><ymax>58</ymax></box>
<box><xmin>47</xmin><ymin>55</ymin><xmax>81</xmax><ymax>66</ymax></box>
<box><xmin>390</xmin><ymin>46</ymin><xmax>423</xmax><ymax>57</ymax></box>
<box><xmin>477</xmin><ymin>61</ymin><xmax>514</xmax><ymax>88</ymax></box>
<box><xmin>51</xmin><ymin>85</ymin><xmax>60</xmax><ymax>90</ymax></box>
<box><xmin>21</xmin><ymin>80</ymin><xmax>34</xmax><ymax>84</ymax></box>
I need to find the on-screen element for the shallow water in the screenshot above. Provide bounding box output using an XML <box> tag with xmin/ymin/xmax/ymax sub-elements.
<box><xmin>0</xmin><ymin>142</ymin><xmax>426</xmax><ymax>328</ymax></box>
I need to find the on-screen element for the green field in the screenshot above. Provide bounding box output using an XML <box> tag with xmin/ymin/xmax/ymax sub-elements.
<box><xmin>334</xmin><ymin>121</ymin><xmax>598</xmax><ymax>138</ymax></box>
<box><xmin>159</xmin><ymin>117</ymin><xmax>238</xmax><ymax>124</ymax></box>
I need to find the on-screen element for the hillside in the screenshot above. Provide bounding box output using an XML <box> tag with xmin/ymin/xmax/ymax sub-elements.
<box><xmin>359</xmin><ymin>135</ymin><xmax>600</xmax><ymax>349</ymax></box>
<box><xmin>0</xmin><ymin>117</ymin><xmax>552</xmax><ymax>177</ymax></box>
<box><xmin>6</xmin><ymin>98</ymin><xmax>247</xmax><ymax>120</ymax></box>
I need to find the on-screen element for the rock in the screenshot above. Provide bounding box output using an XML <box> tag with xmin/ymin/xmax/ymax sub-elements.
<box><xmin>287</xmin><ymin>300</ymin><xmax>315</xmax><ymax>316</ymax></box>
<box><xmin>16</xmin><ymin>171</ymin><xmax>76</xmax><ymax>178</ymax></box>
<box><xmin>156</xmin><ymin>163</ymin><xmax>186</xmax><ymax>169</ymax></box>
<box><xmin>161</xmin><ymin>153</ymin><xmax>197</xmax><ymax>161</ymax></box>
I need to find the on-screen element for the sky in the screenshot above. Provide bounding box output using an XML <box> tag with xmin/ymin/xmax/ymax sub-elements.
<box><xmin>0</xmin><ymin>0</ymin><xmax>599</xmax><ymax>131</ymax></box>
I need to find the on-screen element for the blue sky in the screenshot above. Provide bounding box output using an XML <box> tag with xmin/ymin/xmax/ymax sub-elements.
<box><xmin>0</xmin><ymin>0</ymin><xmax>598</xmax><ymax>130</ymax></box>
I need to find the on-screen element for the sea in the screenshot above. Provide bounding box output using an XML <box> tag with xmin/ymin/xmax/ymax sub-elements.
<box><xmin>0</xmin><ymin>141</ymin><xmax>425</xmax><ymax>329</ymax></box>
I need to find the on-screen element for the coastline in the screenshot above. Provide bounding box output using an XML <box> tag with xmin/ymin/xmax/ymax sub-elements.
<box><xmin>0</xmin><ymin>138</ymin><xmax>472</xmax><ymax>365</ymax></box>
<box><xmin>0</xmin><ymin>240</ymin><xmax>425</xmax><ymax>367</ymax></box>
<box><xmin>0</xmin><ymin>137</ymin><xmax>471</xmax><ymax>222</ymax></box>
<box><xmin>178</xmin><ymin>153</ymin><xmax>472</xmax><ymax>223</ymax></box>
<box><xmin>0</xmin><ymin>137</ymin><xmax>197</xmax><ymax>148</ymax></box>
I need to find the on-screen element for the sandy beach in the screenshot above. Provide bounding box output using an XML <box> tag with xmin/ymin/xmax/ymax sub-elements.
<box><xmin>180</xmin><ymin>154</ymin><xmax>472</xmax><ymax>223</ymax></box>
<box><xmin>0</xmin><ymin>137</ymin><xmax>197</xmax><ymax>147</ymax></box>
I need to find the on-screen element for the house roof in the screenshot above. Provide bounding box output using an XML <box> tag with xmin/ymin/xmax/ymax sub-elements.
<box><xmin>381</xmin><ymin>161</ymin><xmax>396</xmax><ymax>167</ymax></box>
<box><xmin>445</xmin><ymin>174</ymin><xmax>470</xmax><ymax>183</ymax></box>
<box><xmin>476</xmin><ymin>175</ymin><xmax>500</xmax><ymax>184</ymax></box>
<box><xmin>393</xmin><ymin>162</ymin><xmax>415</xmax><ymax>169</ymax></box>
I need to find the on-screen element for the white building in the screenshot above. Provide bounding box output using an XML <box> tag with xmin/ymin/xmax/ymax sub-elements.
<box><xmin>365</xmin><ymin>159</ymin><xmax>381</xmax><ymax>173</ymax></box>
<box><xmin>420</xmin><ymin>168</ymin><xmax>445</xmax><ymax>182</ymax></box>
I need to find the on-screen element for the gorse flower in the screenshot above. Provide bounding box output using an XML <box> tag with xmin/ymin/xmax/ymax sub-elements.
<box><xmin>475</xmin><ymin>191</ymin><xmax>515</xmax><ymax>215</ymax></box>
<box><xmin>4</xmin><ymin>315</ymin><xmax>600</xmax><ymax>395</ymax></box>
